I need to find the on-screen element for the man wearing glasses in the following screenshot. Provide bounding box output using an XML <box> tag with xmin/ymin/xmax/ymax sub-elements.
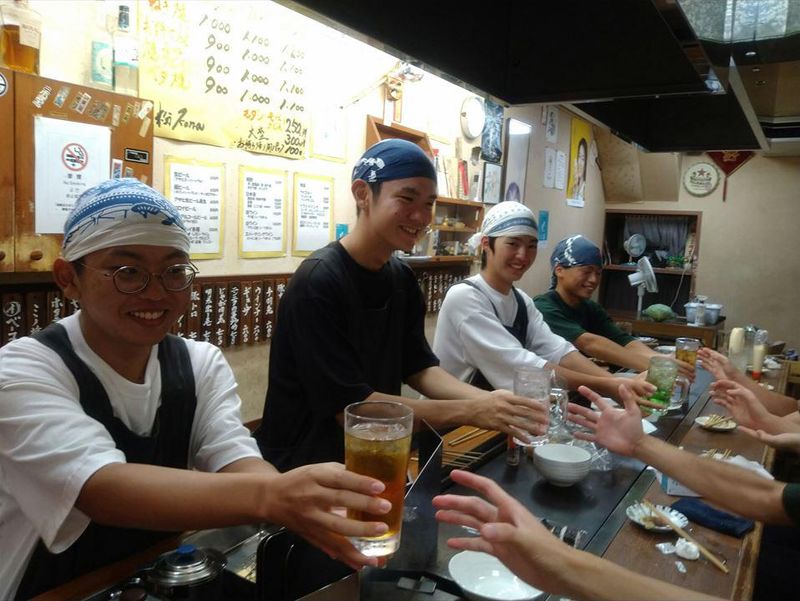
<box><xmin>0</xmin><ymin>179</ymin><xmax>391</xmax><ymax>599</ymax></box>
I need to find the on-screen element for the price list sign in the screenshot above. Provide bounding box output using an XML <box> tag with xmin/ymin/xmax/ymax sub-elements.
<box><xmin>165</xmin><ymin>157</ymin><xmax>225</xmax><ymax>258</ymax></box>
<box><xmin>140</xmin><ymin>1</ymin><xmax>309</xmax><ymax>159</ymax></box>
<box><xmin>292</xmin><ymin>173</ymin><xmax>333</xmax><ymax>256</ymax></box>
<box><xmin>239</xmin><ymin>166</ymin><xmax>287</xmax><ymax>257</ymax></box>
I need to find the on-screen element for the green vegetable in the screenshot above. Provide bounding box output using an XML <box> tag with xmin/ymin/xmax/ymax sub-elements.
<box><xmin>642</xmin><ymin>304</ymin><xmax>675</xmax><ymax>322</ymax></box>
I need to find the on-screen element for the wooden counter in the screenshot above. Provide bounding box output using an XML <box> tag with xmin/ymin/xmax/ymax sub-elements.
<box><xmin>609</xmin><ymin>310</ymin><xmax>726</xmax><ymax>349</ymax></box>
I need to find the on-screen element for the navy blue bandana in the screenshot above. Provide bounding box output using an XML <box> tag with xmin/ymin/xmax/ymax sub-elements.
<box><xmin>352</xmin><ymin>139</ymin><xmax>437</xmax><ymax>184</ymax></box>
<box><xmin>549</xmin><ymin>234</ymin><xmax>602</xmax><ymax>289</ymax></box>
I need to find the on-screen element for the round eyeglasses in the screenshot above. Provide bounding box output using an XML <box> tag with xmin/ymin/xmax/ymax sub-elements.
<box><xmin>76</xmin><ymin>262</ymin><xmax>199</xmax><ymax>294</ymax></box>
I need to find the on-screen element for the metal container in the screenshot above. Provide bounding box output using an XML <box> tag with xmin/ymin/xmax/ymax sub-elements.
<box><xmin>144</xmin><ymin>544</ymin><xmax>227</xmax><ymax>601</ymax></box>
<box><xmin>704</xmin><ymin>303</ymin><xmax>723</xmax><ymax>325</ymax></box>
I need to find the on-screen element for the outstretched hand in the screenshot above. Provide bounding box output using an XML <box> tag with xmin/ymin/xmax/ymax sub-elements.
<box><xmin>710</xmin><ymin>379</ymin><xmax>771</xmax><ymax>430</ymax></box>
<box><xmin>698</xmin><ymin>348</ymin><xmax>738</xmax><ymax>381</ymax></box>
<box><xmin>433</xmin><ymin>470</ymin><xmax>570</xmax><ymax>595</ymax></box>
<box><xmin>738</xmin><ymin>428</ymin><xmax>800</xmax><ymax>454</ymax></box>
<box><xmin>472</xmin><ymin>390</ymin><xmax>549</xmax><ymax>443</ymax></box>
<box><xmin>268</xmin><ymin>463</ymin><xmax>391</xmax><ymax>570</ymax></box>
<box><xmin>567</xmin><ymin>385</ymin><xmax>646</xmax><ymax>457</ymax></box>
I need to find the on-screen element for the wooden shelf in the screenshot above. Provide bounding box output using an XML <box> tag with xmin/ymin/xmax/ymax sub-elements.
<box><xmin>403</xmin><ymin>255</ymin><xmax>475</xmax><ymax>265</ymax></box>
<box><xmin>432</xmin><ymin>225</ymin><xmax>477</xmax><ymax>233</ymax></box>
<box><xmin>603</xmin><ymin>264</ymin><xmax>694</xmax><ymax>275</ymax></box>
<box><xmin>435</xmin><ymin>197</ymin><xmax>484</xmax><ymax>208</ymax></box>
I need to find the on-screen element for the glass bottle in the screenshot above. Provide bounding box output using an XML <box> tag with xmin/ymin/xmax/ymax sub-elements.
<box><xmin>0</xmin><ymin>0</ymin><xmax>42</xmax><ymax>74</ymax></box>
<box><xmin>113</xmin><ymin>4</ymin><xmax>138</xmax><ymax>96</ymax></box>
<box><xmin>89</xmin><ymin>3</ymin><xmax>114</xmax><ymax>90</ymax></box>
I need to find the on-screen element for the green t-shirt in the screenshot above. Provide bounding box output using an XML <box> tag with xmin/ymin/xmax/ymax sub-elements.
<box><xmin>533</xmin><ymin>289</ymin><xmax>636</xmax><ymax>347</ymax></box>
<box><xmin>782</xmin><ymin>483</ymin><xmax>800</xmax><ymax>526</ymax></box>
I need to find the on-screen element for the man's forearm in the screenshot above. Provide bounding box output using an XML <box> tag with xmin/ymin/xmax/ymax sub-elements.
<box><xmin>632</xmin><ymin>436</ymin><xmax>791</xmax><ymax>524</ymax></box>
<box><xmin>575</xmin><ymin>334</ymin><xmax>650</xmax><ymax>372</ymax></box>
<box><xmin>560</xmin><ymin>547</ymin><xmax>721</xmax><ymax>601</ymax></box>
<box><xmin>559</xmin><ymin>350</ymin><xmax>612</xmax><ymax>377</ymax></box>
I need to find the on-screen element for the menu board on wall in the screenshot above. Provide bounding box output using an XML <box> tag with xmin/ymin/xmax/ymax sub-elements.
<box><xmin>238</xmin><ymin>166</ymin><xmax>287</xmax><ymax>258</ymax></box>
<box><xmin>164</xmin><ymin>157</ymin><xmax>224</xmax><ymax>258</ymax></box>
<box><xmin>140</xmin><ymin>1</ymin><xmax>309</xmax><ymax>158</ymax></box>
<box><xmin>292</xmin><ymin>173</ymin><xmax>333</xmax><ymax>256</ymax></box>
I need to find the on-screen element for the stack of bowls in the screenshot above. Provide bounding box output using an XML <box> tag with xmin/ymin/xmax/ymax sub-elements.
<box><xmin>533</xmin><ymin>444</ymin><xmax>592</xmax><ymax>487</ymax></box>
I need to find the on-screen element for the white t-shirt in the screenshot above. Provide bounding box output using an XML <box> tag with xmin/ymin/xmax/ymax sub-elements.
<box><xmin>433</xmin><ymin>274</ymin><xmax>576</xmax><ymax>390</ymax></box>
<box><xmin>0</xmin><ymin>313</ymin><xmax>260</xmax><ymax>600</ymax></box>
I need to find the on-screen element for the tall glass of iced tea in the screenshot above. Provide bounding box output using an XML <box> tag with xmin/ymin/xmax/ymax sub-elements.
<box><xmin>344</xmin><ymin>400</ymin><xmax>413</xmax><ymax>557</ymax></box>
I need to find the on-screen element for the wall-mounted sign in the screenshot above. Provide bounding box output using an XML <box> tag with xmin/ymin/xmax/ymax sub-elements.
<box><xmin>683</xmin><ymin>162</ymin><xmax>719</xmax><ymax>197</ymax></box>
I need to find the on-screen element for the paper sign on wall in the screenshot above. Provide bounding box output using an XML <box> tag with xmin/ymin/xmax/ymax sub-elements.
<box><xmin>292</xmin><ymin>173</ymin><xmax>333</xmax><ymax>256</ymax></box>
<box><xmin>239</xmin><ymin>166</ymin><xmax>287</xmax><ymax>257</ymax></box>
<box><xmin>34</xmin><ymin>116</ymin><xmax>111</xmax><ymax>233</ymax></box>
<box><xmin>165</xmin><ymin>157</ymin><xmax>225</xmax><ymax>258</ymax></box>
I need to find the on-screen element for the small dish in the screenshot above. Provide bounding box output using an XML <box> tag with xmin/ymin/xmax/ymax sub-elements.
<box><xmin>695</xmin><ymin>415</ymin><xmax>737</xmax><ymax>431</ymax></box>
<box><xmin>626</xmin><ymin>503</ymin><xmax>688</xmax><ymax>532</ymax></box>
<box><xmin>636</xmin><ymin>336</ymin><xmax>657</xmax><ymax>344</ymax></box>
<box><xmin>654</xmin><ymin>345</ymin><xmax>676</xmax><ymax>355</ymax></box>
<box><xmin>449</xmin><ymin>550</ymin><xmax>543</xmax><ymax>601</ymax></box>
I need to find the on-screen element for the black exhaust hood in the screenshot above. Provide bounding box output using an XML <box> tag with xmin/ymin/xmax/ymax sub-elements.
<box><xmin>280</xmin><ymin>0</ymin><xmax>790</xmax><ymax>153</ymax></box>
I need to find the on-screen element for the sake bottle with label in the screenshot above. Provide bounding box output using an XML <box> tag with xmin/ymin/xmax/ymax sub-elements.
<box><xmin>89</xmin><ymin>4</ymin><xmax>114</xmax><ymax>90</ymax></box>
<box><xmin>113</xmin><ymin>4</ymin><xmax>138</xmax><ymax>96</ymax></box>
<box><xmin>0</xmin><ymin>0</ymin><xmax>42</xmax><ymax>74</ymax></box>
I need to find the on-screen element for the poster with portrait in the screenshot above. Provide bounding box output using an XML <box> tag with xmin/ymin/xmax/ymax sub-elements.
<box><xmin>566</xmin><ymin>117</ymin><xmax>591</xmax><ymax>208</ymax></box>
<box><xmin>502</xmin><ymin>118</ymin><xmax>532</xmax><ymax>203</ymax></box>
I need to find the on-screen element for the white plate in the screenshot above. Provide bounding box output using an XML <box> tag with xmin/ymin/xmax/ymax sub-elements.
<box><xmin>626</xmin><ymin>503</ymin><xmax>688</xmax><ymax>532</ymax></box>
<box><xmin>654</xmin><ymin>345</ymin><xmax>676</xmax><ymax>354</ymax></box>
<box><xmin>637</xmin><ymin>336</ymin><xmax>658</xmax><ymax>344</ymax></box>
<box><xmin>695</xmin><ymin>415</ymin><xmax>737</xmax><ymax>431</ymax></box>
<box><xmin>449</xmin><ymin>550</ymin><xmax>543</xmax><ymax>601</ymax></box>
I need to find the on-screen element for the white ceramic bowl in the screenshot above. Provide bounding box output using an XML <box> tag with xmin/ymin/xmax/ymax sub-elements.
<box><xmin>533</xmin><ymin>444</ymin><xmax>591</xmax><ymax>487</ymax></box>
<box><xmin>449</xmin><ymin>550</ymin><xmax>543</xmax><ymax>601</ymax></box>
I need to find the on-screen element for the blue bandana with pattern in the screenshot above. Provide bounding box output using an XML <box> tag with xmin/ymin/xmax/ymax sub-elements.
<box><xmin>61</xmin><ymin>178</ymin><xmax>190</xmax><ymax>261</ymax></box>
<box><xmin>352</xmin><ymin>139</ymin><xmax>437</xmax><ymax>184</ymax></box>
<box><xmin>549</xmin><ymin>234</ymin><xmax>602</xmax><ymax>289</ymax></box>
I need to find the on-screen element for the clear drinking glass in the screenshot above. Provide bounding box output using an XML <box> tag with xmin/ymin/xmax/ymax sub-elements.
<box><xmin>675</xmin><ymin>337</ymin><xmax>700</xmax><ymax>366</ymax></box>
<box><xmin>645</xmin><ymin>356</ymin><xmax>690</xmax><ymax>417</ymax></box>
<box><xmin>513</xmin><ymin>366</ymin><xmax>551</xmax><ymax>447</ymax></box>
<box><xmin>344</xmin><ymin>400</ymin><xmax>413</xmax><ymax>557</ymax></box>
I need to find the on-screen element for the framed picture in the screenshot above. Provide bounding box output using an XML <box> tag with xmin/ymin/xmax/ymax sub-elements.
<box><xmin>482</xmin><ymin>161</ymin><xmax>502</xmax><ymax>205</ymax></box>
<box><xmin>502</xmin><ymin>118</ymin><xmax>532</xmax><ymax>203</ymax></box>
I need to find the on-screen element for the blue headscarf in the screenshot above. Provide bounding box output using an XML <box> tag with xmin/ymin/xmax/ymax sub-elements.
<box><xmin>62</xmin><ymin>178</ymin><xmax>190</xmax><ymax>261</ymax></box>
<box><xmin>549</xmin><ymin>234</ymin><xmax>602</xmax><ymax>289</ymax></box>
<box><xmin>352</xmin><ymin>139</ymin><xmax>437</xmax><ymax>184</ymax></box>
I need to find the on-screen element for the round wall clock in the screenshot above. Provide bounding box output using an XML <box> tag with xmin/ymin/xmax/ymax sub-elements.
<box><xmin>460</xmin><ymin>96</ymin><xmax>485</xmax><ymax>140</ymax></box>
<box><xmin>683</xmin><ymin>162</ymin><xmax>719</xmax><ymax>197</ymax></box>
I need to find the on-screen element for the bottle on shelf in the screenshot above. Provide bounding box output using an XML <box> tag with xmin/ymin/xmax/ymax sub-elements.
<box><xmin>89</xmin><ymin>3</ymin><xmax>114</xmax><ymax>90</ymax></box>
<box><xmin>112</xmin><ymin>4</ymin><xmax>138</xmax><ymax>96</ymax></box>
<box><xmin>0</xmin><ymin>0</ymin><xmax>42</xmax><ymax>74</ymax></box>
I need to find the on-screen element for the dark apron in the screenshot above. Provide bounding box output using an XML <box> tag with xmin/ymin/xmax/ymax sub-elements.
<box><xmin>16</xmin><ymin>324</ymin><xmax>197</xmax><ymax>599</ymax></box>
<box><xmin>462</xmin><ymin>281</ymin><xmax>529</xmax><ymax>391</ymax></box>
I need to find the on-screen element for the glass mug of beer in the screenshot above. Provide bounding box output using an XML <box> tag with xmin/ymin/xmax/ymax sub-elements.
<box><xmin>513</xmin><ymin>366</ymin><xmax>551</xmax><ymax>447</ymax></box>
<box><xmin>675</xmin><ymin>337</ymin><xmax>700</xmax><ymax>366</ymax></box>
<box><xmin>344</xmin><ymin>400</ymin><xmax>413</xmax><ymax>557</ymax></box>
<box><xmin>645</xmin><ymin>356</ymin><xmax>690</xmax><ymax>417</ymax></box>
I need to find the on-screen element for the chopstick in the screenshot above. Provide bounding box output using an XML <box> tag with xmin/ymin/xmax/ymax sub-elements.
<box><xmin>448</xmin><ymin>428</ymin><xmax>489</xmax><ymax>446</ymax></box>
<box><xmin>447</xmin><ymin>428</ymin><xmax>483</xmax><ymax>446</ymax></box>
<box><xmin>703</xmin><ymin>414</ymin><xmax>733</xmax><ymax>428</ymax></box>
<box><xmin>642</xmin><ymin>500</ymin><xmax>729</xmax><ymax>574</ymax></box>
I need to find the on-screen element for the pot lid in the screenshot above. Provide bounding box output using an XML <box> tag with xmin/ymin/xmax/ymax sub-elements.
<box><xmin>148</xmin><ymin>544</ymin><xmax>226</xmax><ymax>587</ymax></box>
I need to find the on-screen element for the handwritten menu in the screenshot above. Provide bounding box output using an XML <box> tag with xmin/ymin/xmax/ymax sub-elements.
<box><xmin>292</xmin><ymin>173</ymin><xmax>333</xmax><ymax>256</ymax></box>
<box><xmin>239</xmin><ymin>167</ymin><xmax>287</xmax><ymax>257</ymax></box>
<box><xmin>140</xmin><ymin>1</ymin><xmax>309</xmax><ymax>158</ymax></box>
<box><xmin>165</xmin><ymin>157</ymin><xmax>224</xmax><ymax>258</ymax></box>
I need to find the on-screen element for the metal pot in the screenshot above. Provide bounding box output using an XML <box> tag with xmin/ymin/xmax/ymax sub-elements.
<box><xmin>143</xmin><ymin>544</ymin><xmax>227</xmax><ymax>601</ymax></box>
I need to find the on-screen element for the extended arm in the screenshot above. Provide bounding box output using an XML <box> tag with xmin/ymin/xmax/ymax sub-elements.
<box><xmin>575</xmin><ymin>332</ymin><xmax>651</xmax><ymax>372</ymax></box>
<box><xmin>570</xmin><ymin>385</ymin><xmax>792</xmax><ymax>525</ymax></box>
<box><xmin>434</xmin><ymin>470</ymin><xmax>721</xmax><ymax>601</ymax></box>
<box><xmin>556</xmin><ymin>351</ymin><xmax>655</xmax><ymax>401</ymax></box>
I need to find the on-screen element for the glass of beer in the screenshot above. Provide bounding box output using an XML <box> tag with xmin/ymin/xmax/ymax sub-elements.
<box><xmin>645</xmin><ymin>356</ymin><xmax>690</xmax><ymax>416</ymax></box>
<box><xmin>675</xmin><ymin>337</ymin><xmax>700</xmax><ymax>366</ymax></box>
<box><xmin>344</xmin><ymin>400</ymin><xmax>413</xmax><ymax>557</ymax></box>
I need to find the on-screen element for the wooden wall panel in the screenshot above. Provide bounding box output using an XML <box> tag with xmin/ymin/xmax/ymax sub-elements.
<box><xmin>0</xmin><ymin>68</ymin><xmax>14</xmax><ymax>272</ymax></box>
<box><xmin>13</xmin><ymin>72</ymin><xmax>153</xmax><ymax>272</ymax></box>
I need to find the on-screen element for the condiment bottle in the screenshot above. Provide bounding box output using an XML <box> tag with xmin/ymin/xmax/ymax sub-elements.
<box><xmin>728</xmin><ymin>327</ymin><xmax>747</xmax><ymax>372</ymax></box>
<box><xmin>0</xmin><ymin>0</ymin><xmax>41</xmax><ymax>74</ymax></box>
<box><xmin>751</xmin><ymin>329</ymin><xmax>769</xmax><ymax>381</ymax></box>
<box><xmin>506</xmin><ymin>434</ymin><xmax>520</xmax><ymax>466</ymax></box>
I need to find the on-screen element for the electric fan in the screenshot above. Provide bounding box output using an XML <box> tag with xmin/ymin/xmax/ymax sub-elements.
<box><xmin>623</xmin><ymin>233</ymin><xmax>646</xmax><ymax>265</ymax></box>
<box><xmin>627</xmin><ymin>256</ymin><xmax>658</xmax><ymax>319</ymax></box>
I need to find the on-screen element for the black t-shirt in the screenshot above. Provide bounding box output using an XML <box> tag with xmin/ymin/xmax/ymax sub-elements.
<box><xmin>255</xmin><ymin>242</ymin><xmax>438</xmax><ymax>470</ymax></box>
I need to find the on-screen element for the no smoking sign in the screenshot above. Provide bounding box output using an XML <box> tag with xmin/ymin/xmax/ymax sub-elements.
<box><xmin>62</xmin><ymin>142</ymin><xmax>89</xmax><ymax>171</ymax></box>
